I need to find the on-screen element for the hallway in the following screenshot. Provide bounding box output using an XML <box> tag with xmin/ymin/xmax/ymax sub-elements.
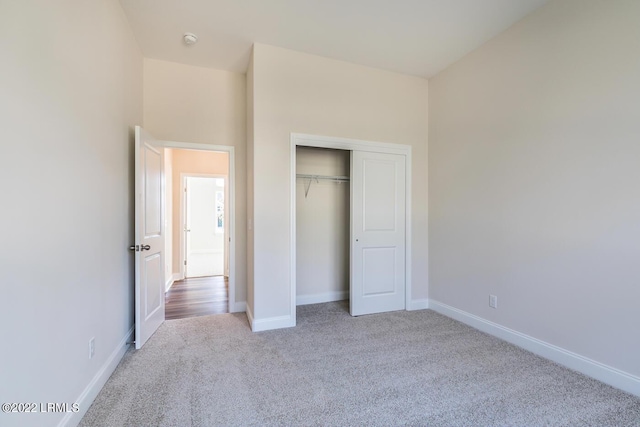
<box><xmin>165</xmin><ymin>276</ymin><xmax>229</xmax><ymax>320</ymax></box>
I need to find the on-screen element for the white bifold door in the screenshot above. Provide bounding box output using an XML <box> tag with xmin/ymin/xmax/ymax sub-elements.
<box><xmin>133</xmin><ymin>126</ymin><xmax>165</xmax><ymax>349</ymax></box>
<box><xmin>351</xmin><ymin>151</ymin><xmax>406</xmax><ymax>316</ymax></box>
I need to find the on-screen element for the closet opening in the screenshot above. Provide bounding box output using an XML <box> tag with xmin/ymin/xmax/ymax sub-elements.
<box><xmin>295</xmin><ymin>147</ymin><xmax>351</xmax><ymax>311</ymax></box>
<box><xmin>290</xmin><ymin>132</ymin><xmax>412</xmax><ymax>325</ymax></box>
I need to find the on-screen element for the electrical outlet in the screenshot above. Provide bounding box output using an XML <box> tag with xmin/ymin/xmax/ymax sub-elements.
<box><xmin>89</xmin><ymin>337</ymin><xmax>95</xmax><ymax>359</ymax></box>
<box><xmin>489</xmin><ymin>295</ymin><xmax>498</xmax><ymax>309</ymax></box>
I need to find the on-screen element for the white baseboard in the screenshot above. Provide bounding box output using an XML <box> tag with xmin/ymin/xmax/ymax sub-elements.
<box><xmin>245</xmin><ymin>304</ymin><xmax>254</xmax><ymax>329</ymax></box>
<box><xmin>59</xmin><ymin>326</ymin><xmax>134</xmax><ymax>427</ymax></box>
<box><xmin>407</xmin><ymin>298</ymin><xmax>429</xmax><ymax>311</ymax></box>
<box><xmin>429</xmin><ymin>299</ymin><xmax>640</xmax><ymax>398</ymax></box>
<box><xmin>296</xmin><ymin>291</ymin><xmax>348</xmax><ymax>306</ymax></box>
<box><xmin>246</xmin><ymin>305</ymin><xmax>295</xmax><ymax>332</ymax></box>
<box><xmin>165</xmin><ymin>273</ymin><xmax>182</xmax><ymax>292</ymax></box>
<box><xmin>231</xmin><ymin>301</ymin><xmax>246</xmax><ymax>313</ymax></box>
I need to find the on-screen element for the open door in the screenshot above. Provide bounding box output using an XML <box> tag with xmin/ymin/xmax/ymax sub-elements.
<box><xmin>184</xmin><ymin>176</ymin><xmax>225</xmax><ymax>278</ymax></box>
<box><xmin>133</xmin><ymin>126</ymin><xmax>165</xmax><ymax>349</ymax></box>
<box><xmin>351</xmin><ymin>151</ymin><xmax>406</xmax><ymax>316</ymax></box>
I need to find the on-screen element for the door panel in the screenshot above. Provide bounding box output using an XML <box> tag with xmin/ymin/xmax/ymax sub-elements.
<box><xmin>351</xmin><ymin>151</ymin><xmax>406</xmax><ymax>316</ymax></box>
<box><xmin>363</xmin><ymin>160</ymin><xmax>397</xmax><ymax>231</ymax></box>
<box><xmin>362</xmin><ymin>247</ymin><xmax>397</xmax><ymax>295</ymax></box>
<box><xmin>135</xmin><ymin>126</ymin><xmax>165</xmax><ymax>349</ymax></box>
<box><xmin>143</xmin><ymin>253</ymin><xmax>163</xmax><ymax>319</ymax></box>
<box><xmin>144</xmin><ymin>149</ymin><xmax>162</xmax><ymax>235</ymax></box>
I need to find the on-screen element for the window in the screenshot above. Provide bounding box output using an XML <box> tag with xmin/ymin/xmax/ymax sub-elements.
<box><xmin>215</xmin><ymin>179</ymin><xmax>224</xmax><ymax>233</ymax></box>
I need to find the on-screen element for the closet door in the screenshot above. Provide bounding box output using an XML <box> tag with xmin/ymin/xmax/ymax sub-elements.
<box><xmin>351</xmin><ymin>151</ymin><xmax>406</xmax><ymax>316</ymax></box>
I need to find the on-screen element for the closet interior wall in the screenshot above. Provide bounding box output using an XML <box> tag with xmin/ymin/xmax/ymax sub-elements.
<box><xmin>296</xmin><ymin>147</ymin><xmax>350</xmax><ymax>305</ymax></box>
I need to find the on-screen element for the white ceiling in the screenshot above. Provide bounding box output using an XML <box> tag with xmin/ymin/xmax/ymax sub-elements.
<box><xmin>120</xmin><ymin>0</ymin><xmax>550</xmax><ymax>78</ymax></box>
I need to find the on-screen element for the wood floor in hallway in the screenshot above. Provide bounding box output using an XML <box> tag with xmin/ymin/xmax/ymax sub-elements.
<box><xmin>165</xmin><ymin>276</ymin><xmax>229</xmax><ymax>320</ymax></box>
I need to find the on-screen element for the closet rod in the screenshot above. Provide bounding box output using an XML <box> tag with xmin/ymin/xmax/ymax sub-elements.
<box><xmin>296</xmin><ymin>174</ymin><xmax>350</xmax><ymax>182</ymax></box>
<box><xmin>296</xmin><ymin>174</ymin><xmax>350</xmax><ymax>198</ymax></box>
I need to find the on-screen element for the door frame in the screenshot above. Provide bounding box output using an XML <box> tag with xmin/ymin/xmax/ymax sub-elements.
<box><xmin>180</xmin><ymin>173</ymin><xmax>229</xmax><ymax>279</ymax></box>
<box><xmin>290</xmin><ymin>133</ymin><xmax>413</xmax><ymax>325</ymax></box>
<box><xmin>154</xmin><ymin>140</ymin><xmax>238</xmax><ymax>313</ymax></box>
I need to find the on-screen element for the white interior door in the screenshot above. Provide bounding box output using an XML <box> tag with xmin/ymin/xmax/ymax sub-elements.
<box><xmin>134</xmin><ymin>126</ymin><xmax>165</xmax><ymax>349</ymax></box>
<box><xmin>224</xmin><ymin>177</ymin><xmax>229</xmax><ymax>277</ymax></box>
<box><xmin>185</xmin><ymin>177</ymin><xmax>224</xmax><ymax>277</ymax></box>
<box><xmin>351</xmin><ymin>151</ymin><xmax>406</xmax><ymax>316</ymax></box>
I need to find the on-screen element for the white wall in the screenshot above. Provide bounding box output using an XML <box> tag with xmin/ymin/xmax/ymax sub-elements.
<box><xmin>429</xmin><ymin>0</ymin><xmax>640</xmax><ymax>380</ymax></box>
<box><xmin>246</xmin><ymin>51</ymin><xmax>255</xmax><ymax>315</ymax></box>
<box><xmin>296</xmin><ymin>147</ymin><xmax>350</xmax><ymax>304</ymax></box>
<box><xmin>143</xmin><ymin>58</ymin><xmax>247</xmax><ymax>305</ymax></box>
<box><xmin>250</xmin><ymin>44</ymin><xmax>429</xmax><ymax>322</ymax></box>
<box><xmin>0</xmin><ymin>1</ymin><xmax>143</xmax><ymax>426</ymax></box>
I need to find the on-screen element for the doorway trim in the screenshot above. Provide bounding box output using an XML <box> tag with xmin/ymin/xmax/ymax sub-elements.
<box><xmin>154</xmin><ymin>140</ymin><xmax>239</xmax><ymax>313</ymax></box>
<box><xmin>180</xmin><ymin>173</ymin><xmax>229</xmax><ymax>279</ymax></box>
<box><xmin>290</xmin><ymin>133</ymin><xmax>413</xmax><ymax>325</ymax></box>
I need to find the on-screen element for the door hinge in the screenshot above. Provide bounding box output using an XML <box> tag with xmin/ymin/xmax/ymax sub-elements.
<box><xmin>184</xmin><ymin>260</ymin><xmax>187</xmax><ymax>265</ymax></box>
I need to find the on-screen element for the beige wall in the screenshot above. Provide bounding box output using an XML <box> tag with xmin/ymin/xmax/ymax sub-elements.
<box><xmin>143</xmin><ymin>58</ymin><xmax>247</xmax><ymax>305</ymax></box>
<box><xmin>0</xmin><ymin>1</ymin><xmax>143</xmax><ymax>426</ymax></box>
<box><xmin>169</xmin><ymin>149</ymin><xmax>229</xmax><ymax>274</ymax></box>
<box><xmin>251</xmin><ymin>44</ymin><xmax>429</xmax><ymax>320</ymax></box>
<box><xmin>429</xmin><ymin>0</ymin><xmax>640</xmax><ymax>377</ymax></box>
<box><xmin>246</xmin><ymin>51</ymin><xmax>255</xmax><ymax>313</ymax></box>
<box><xmin>296</xmin><ymin>147</ymin><xmax>350</xmax><ymax>302</ymax></box>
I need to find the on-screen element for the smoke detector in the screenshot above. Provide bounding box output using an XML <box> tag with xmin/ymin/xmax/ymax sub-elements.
<box><xmin>183</xmin><ymin>33</ymin><xmax>198</xmax><ymax>46</ymax></box>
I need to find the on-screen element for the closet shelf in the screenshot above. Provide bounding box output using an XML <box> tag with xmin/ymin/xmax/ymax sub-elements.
<box><xmin>296</xmin><ymin>174</ymin><xmax>350</xmax><ymax>198</ymax></box>
<box><xmin>296</xmin><ymin>174</ymin><xmax>350</xmax><ymax>182</ymax></box>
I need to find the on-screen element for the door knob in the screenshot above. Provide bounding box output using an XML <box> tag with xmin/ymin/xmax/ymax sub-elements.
<box><xmin>141</xmin><ymin>245</ymin><xmax>151</xmax><ymax>251</ymax></box>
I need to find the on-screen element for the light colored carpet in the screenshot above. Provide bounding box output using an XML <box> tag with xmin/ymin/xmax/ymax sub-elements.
<box><xmin>80</xmin><ymin>302</ymin><xmax>640</xmax><ymax>426</ymax></box>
